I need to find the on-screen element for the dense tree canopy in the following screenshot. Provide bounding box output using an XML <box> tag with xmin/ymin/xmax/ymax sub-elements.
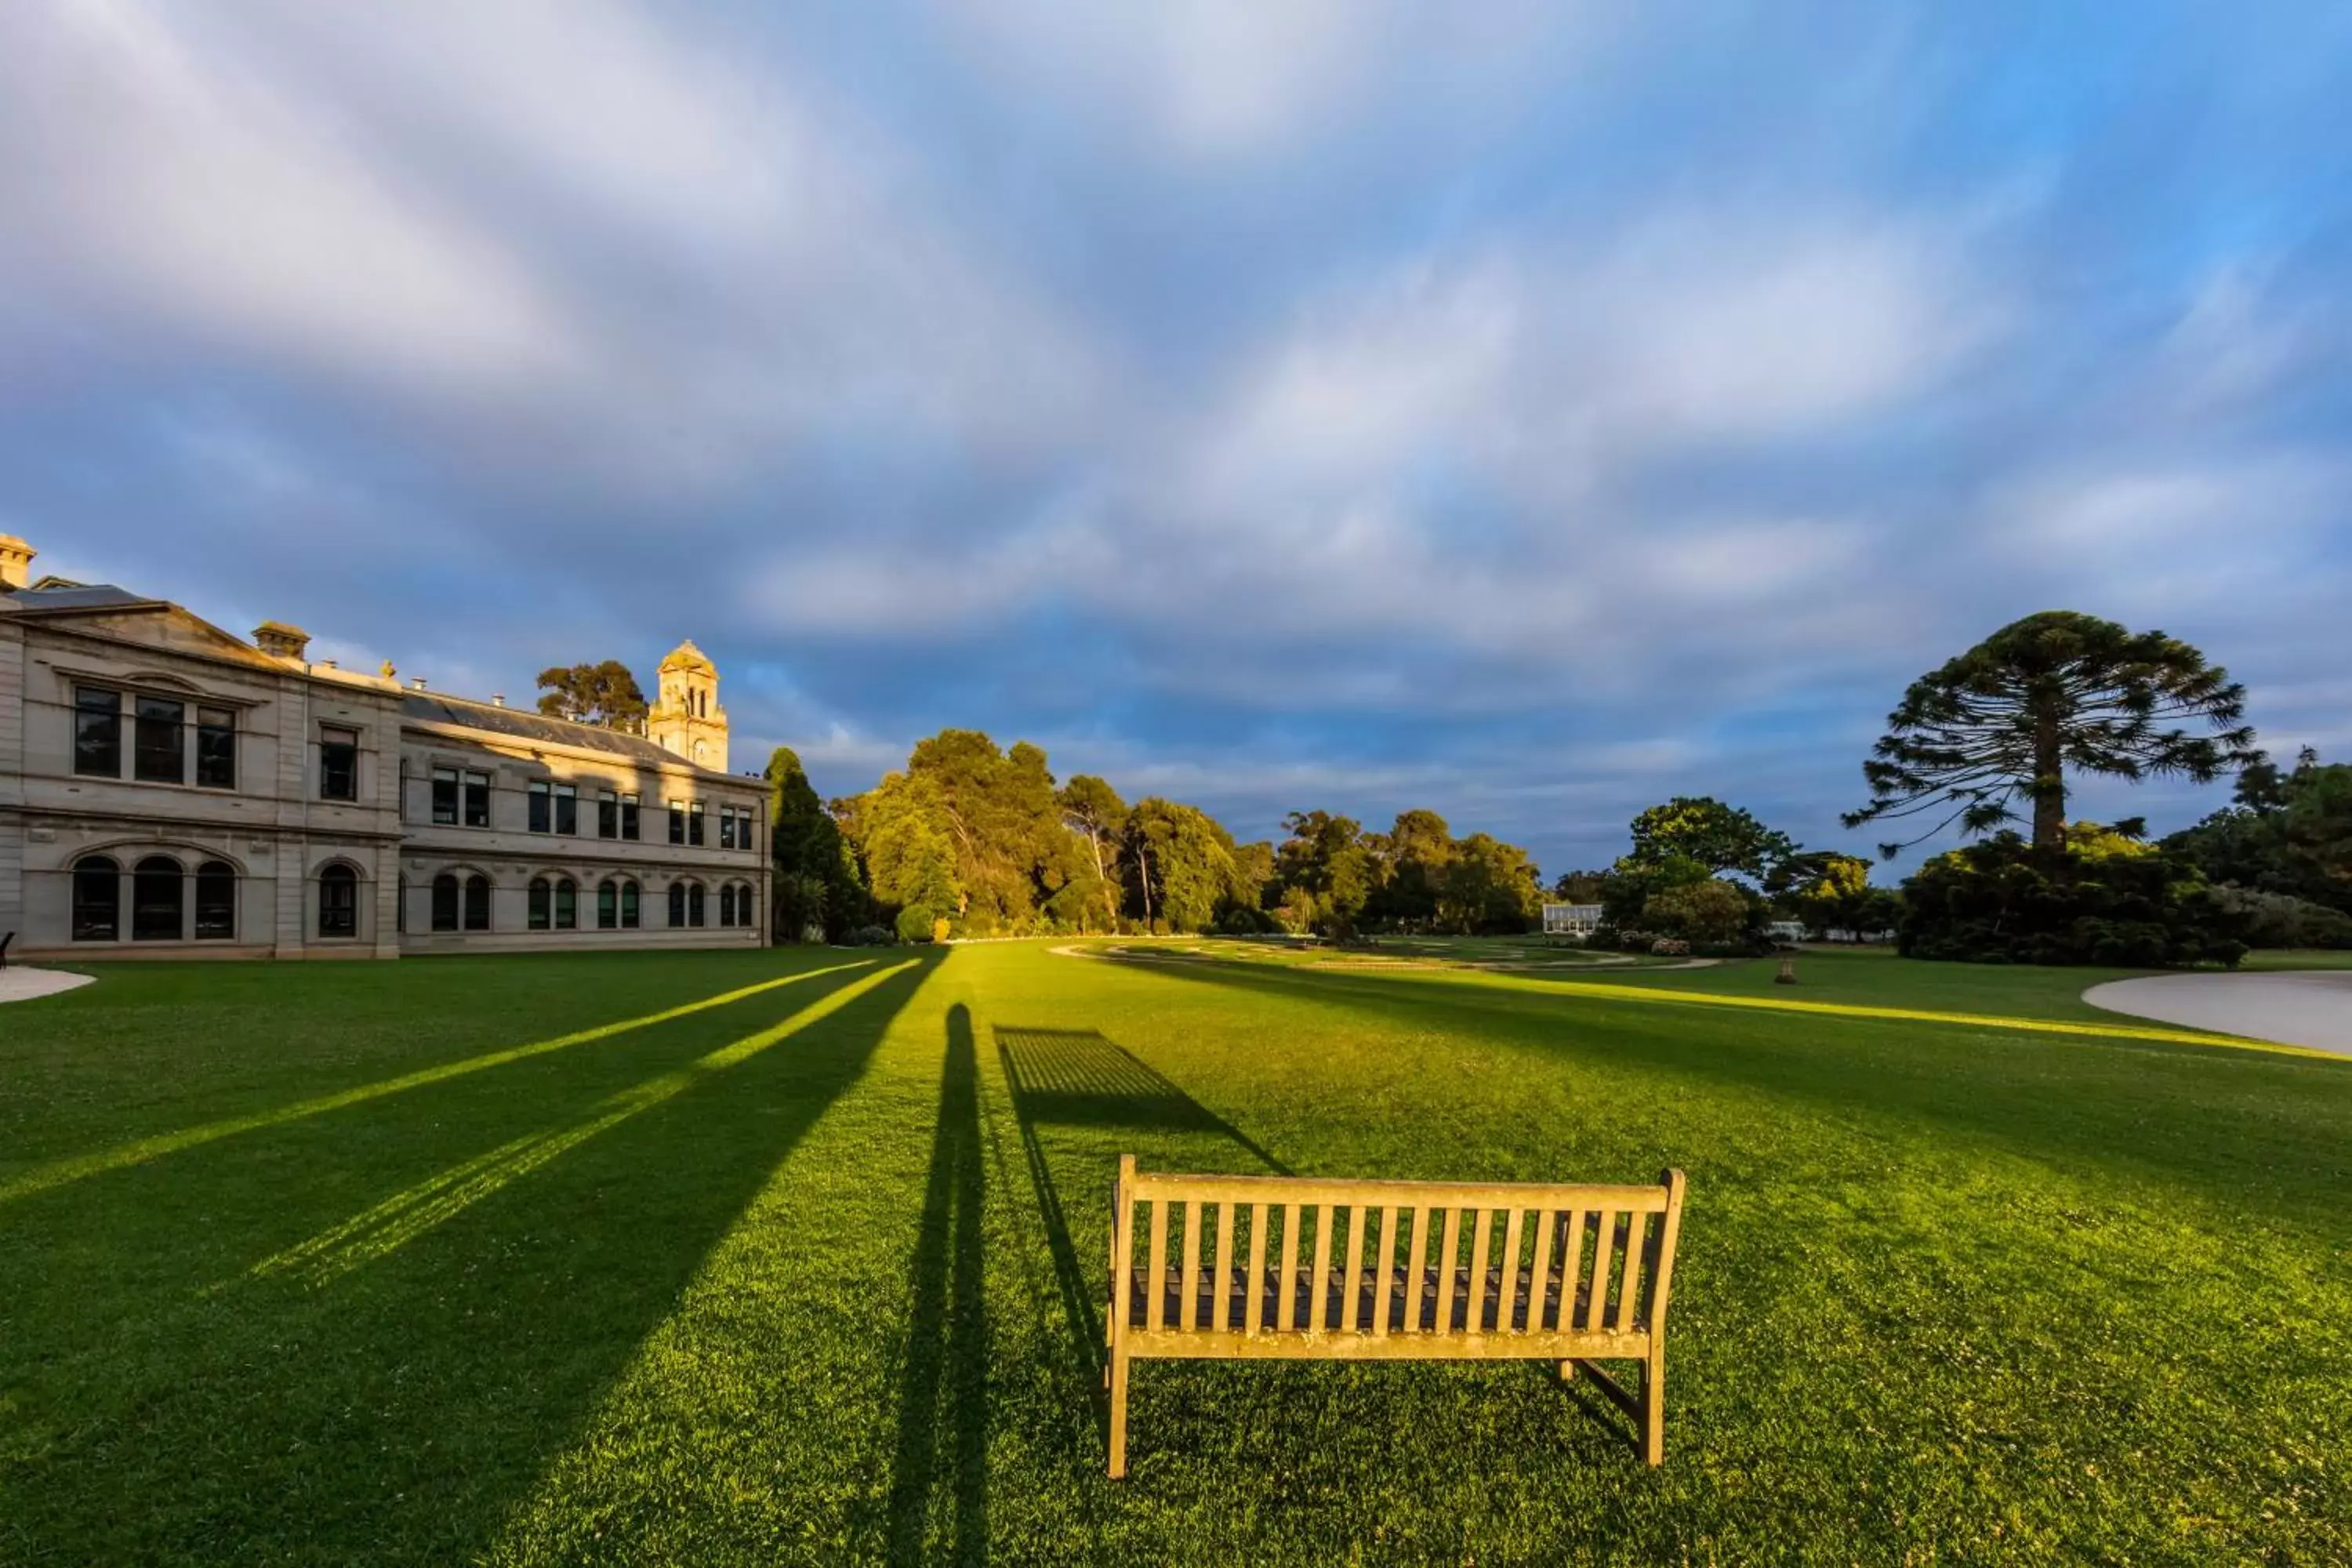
<box><xmin>534</xmin><ymin>659</ymin><xmax>648</xmax><ymax>730</ymax></box>
<box><xmin>1846</xmin><ymin>611</ymin><xmax>2258</xmax><ymax>855</ymax></box>
<box><xmin>764</xmin><ymin>746</ymin><xmax>866</xmax><ymax>942</ymax></box>
<box><xmin>2165</xmin><ymin>748</ymin><xmax>2352</xmax><ymax>916</ymax></box>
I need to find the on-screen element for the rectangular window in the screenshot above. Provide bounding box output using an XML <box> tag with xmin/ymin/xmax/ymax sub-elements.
<box><xmin>74</xmin><ymin>687</ymin><xmax>122</xmax><ymax>777</ymax></box>
<box><xmin>690</xmin><ymin>800</ymin><xmax>706</xmax><ymax>847</ymax></box>
<box><xmin>554</xmin><ymin>782</ymin><xmax>578</xmax><ymax>836</ymax></box>
<box><xmin>669</xmin><ymin>799</ymin><xmax>686</xmax><ymax>845</ymax></box>
<box><xmin>134</xmin><ymin>696</ymin><xmax>185</xmax><ymax>782</ymax></box>
<box><xmin>463</xmin><ymin>771</ymin><xmax>492</xmax><ymax>828</ymax></box>
<box><xmin>432</xmin><ymin>767</ymin><xmax>460</xmax><ymax>825</ymax></box>
<box><xmin>320</xmin><ymin>727</ymin><xmax>359</xmax><ymax>800</ymax></box>
<box><xmin>718</xmin><ymin>808</ymin><xmax>734</xmax><ymax>851</ymax></box>
<box><xmin>621</xmin><ymin>793</ymin><xmax>641</xmax><ymax>841</ymax></box>
<box><xmin>598</xmin><ymin>791</ymin><xmax>618</xmax><ymax>840</ymax></box>
<box><xmin>195</xmin><ymin>707</ymin><xmax>236</xmax><ymax>789</ymax></box>
<box><xmin>528</xmin><ymin>781</ymin><xmax>551</xmax><ymax>833</ymax></box>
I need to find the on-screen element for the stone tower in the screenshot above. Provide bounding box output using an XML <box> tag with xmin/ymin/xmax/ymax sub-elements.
<box><xmin>648</xmin><ymin>639</ymin><xmax>728</xmax><ymax>771</ymax></box>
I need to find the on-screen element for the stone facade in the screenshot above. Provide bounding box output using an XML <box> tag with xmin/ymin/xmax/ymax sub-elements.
<box><xmin>0</xmin><ymin>536</ymin><xmax>768</xmax><ymax>960</ymax></box>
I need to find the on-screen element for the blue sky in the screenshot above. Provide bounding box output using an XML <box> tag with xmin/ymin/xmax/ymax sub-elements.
<box><xmin>5</xmin><ymin>2</ymin><xmax>2348</xmax><ymax>876</ymax></box>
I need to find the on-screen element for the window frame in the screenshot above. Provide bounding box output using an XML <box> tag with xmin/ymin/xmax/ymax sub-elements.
<box><xmin>131</xmin><ymin>855</ymin><xmax>185</xmax><ymax>942</ymax></box>
<box><xmin>318</xmin><ymin>864</ymin><xmax>359</xmax><ymax>939</ymax></box>
<box><xmin>621</xmin><ymin>793</ymin><xmax>641</xmax><ymax>842</ymax></box>
<box><xmin>528</xmin><ymin>876</ymin><xmax>553</xmax><ymax>931</ymax></box>
<box><xmin>74</xmin><ymin>686</ymin><xmax>122</xmax><ymax>778</ymax></box>
<box><xmin>668</xmin><ymin>799</ymin><xmax>686</xmax><ymax>846</ymax></box>
<box><xmin>71</xmin><ymin>855</ymin><xmax>121</xmax><ymax>942</ymax></box>
<box><xmin>462</xmin><ymin>770</ymin><xmax>492</xmax><ymax>829</ymax></box>
<box><xmin>553</xmin><ymin>782</ymin><xmax>579</xmax><ymax>837</ymax></box>
<box><xmin>528</xmin><ymin>780</ymin><xmax>551</xmax><ymax>834</ymax></box>
<box><xmin>194</xmin><ymin>707</ymin><xmax>237</xmax><ymax>789</ymax></box>
<box><xmin>133</xmin><ymin>696</ymin><xmax>187</xmax><ymax>784</ymax></box>
<box><xmin>621</xmin><ymin>879</ymin><xmax>641</xmax><ymax>929</ymax></box>
<box><xmin>597</xmin><ymin>879</ymin><xmax>619</xmax><ymax>931</ymax></box>
<box><xmin>463</xmin><ymin>873</ymin><xmax>492</xmax><ymax>932</ymax></box>
<box><xmin>431</xmin><ymin>873</ymin><xmax>460</xmax><ymax>932</ymax></box>
<box><xmin>554</xmin><ymin>877</ymin><xmax>578</xmax><ymax>931</ymax></box>
<box><xmin>597</xmin><ymin>790</ymin><xmax>619</xmax><ymax>840</ymax></box>
<box><xmin>432</xmin><ymin>766</ymin><xmax>461</xmax><ymax>826</ymax></box>
<box><xmin>689</xmin><ymin>801</ymin><xmax>706</xmax><ymax>848</ymax></box>
<box><xmin>319</xmin><ymin>726</ymin><xmax>361</xmax><ymax>801</ymax></box>
<box><xmin>194</xmin><ymin>860</ymin><xmax>237</xmax><ymax>940</ymax></box>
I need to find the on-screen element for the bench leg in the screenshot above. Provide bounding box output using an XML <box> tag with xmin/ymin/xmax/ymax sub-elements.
<box><xmin>1107</xmin><ymin>1349</ymin><xmax>1131</xmax><ymax>1479</ymax></box>
<box><xmin>1642</xmin><ymin>1350</ymin><xmax>1665</xmax><ymax>1467</ymax></box>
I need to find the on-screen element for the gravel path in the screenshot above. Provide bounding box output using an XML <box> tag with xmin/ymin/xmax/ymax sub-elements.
<box><xmin>0</xmin><ymin>967</ymin><xmax>96</xmax><ymax>1006</ymax></box>
<box><xmin>2084</xmin><ymin>971</ymin><xmax>2352</xmax><ymax>1056</ymax></box>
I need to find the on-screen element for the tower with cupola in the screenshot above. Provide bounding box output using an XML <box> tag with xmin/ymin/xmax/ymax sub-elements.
<box><xmin>647</xmin><ymin>639</ymin><xmax>728</xmax><ymax>771</ymax></box>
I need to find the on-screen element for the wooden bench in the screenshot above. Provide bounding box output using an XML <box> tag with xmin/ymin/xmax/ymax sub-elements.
<box><xmin>1103</xmin><ymin>1156</ymin><xmax>1687</xmax><ymax>1476</ymax></box>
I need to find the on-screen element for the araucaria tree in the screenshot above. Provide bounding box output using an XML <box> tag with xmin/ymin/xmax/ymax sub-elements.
<box><xmin>1846</xmin><ymin>612</ymin><xmax>2259</xmax><ymax>856</ymax></box>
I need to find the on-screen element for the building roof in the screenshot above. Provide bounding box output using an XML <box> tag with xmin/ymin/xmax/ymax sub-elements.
<box><xmin>402</xmin><ymin>691</ymin><xmax>720</xmax><ymax>772</ymax></box>
<box><xmin>0</xmin><ymin>582</ymin><xmax>161</xmax><ymax>614</ymax></box>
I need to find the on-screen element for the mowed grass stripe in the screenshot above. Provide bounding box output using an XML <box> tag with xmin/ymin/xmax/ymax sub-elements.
<box><xmin>0</xmin><ymin>960</ymin><xmax>877</xmax><ymax>1207</ymax></box>
<box><xmin>1073</xmin><ymin>946</ymin><xmax>2295</xmax><ymax>1054</ymax></box>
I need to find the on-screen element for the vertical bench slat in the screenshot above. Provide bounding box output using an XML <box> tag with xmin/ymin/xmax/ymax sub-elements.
<box><xmin>1178</xmin><ymin>1200</ymin><xmax>1201</xmax><ymax>1330</ymax></box>
<box><xmin>1563</xmin><ymin>1209</ymin><xmax>1589</xmax><ymax>1331</ymax></box>
<box><xmin>1501</xmin><ymin>1207</ymin><xmax>1527</xmax><ymax>1331</ymax></box>
<box><xmin>1436</xmin><ymin>1208</ymin><xmax>1463</xmax><ymax>1334</ymax></box>
<box><xmin>1355</xmin><ymin>1213</ymin><xmax>1374</xmax><ymax>1335</ymax></box>
<box><xmin>1406</xmin><ymin>1205</ymin><xmax>1432</xmax><ymax>1332</ymax></box>
<box><xmin>1146</xmin><ymin>1200</ymin><xmax>1168</xmax><ymax>1332</ymax></box>
<box><xmin>1585</xmin><ymin>1210</ymin><xmax>1615</xmax><ymax>1332</ymax></box>
<box><xmin>1374</xmin><ymin>1205</ymin><xmax>1399</xmax><ymax>1338</ymax></box>
<box><xmin>1468</xmin><ymin>1207</ymin><xmax>1494</xmax><ymax>1333</ymax></box>
<box><xmin>1613</xmin><ymin>1211</ymin><xmax>1646</xmax><ymax>1334</ymax></box>
<box><xmin>1527</xmin><ymin>1207</ymin><xmax>1558</xmax><ymax>1332</ymax></box>
<box><xmin>1244</xmin><ymin>1202</ymin><xmax>1269</xmax><ymax>1335</ymax></box>
<box><xmin>1213</xmin><ymin>1200</ymin><xmax>1236</xmax><ymax>1330</ymax></box>
<box><xmin>1310</xmin><ymin>1203</ymin><xmax>1335</xmax><ymax>1331</ymax></box>
<box><xmin>1278</xmin><ymin>1202</ymin><xmax>1302</xmax><ymax>1331</ymax></box>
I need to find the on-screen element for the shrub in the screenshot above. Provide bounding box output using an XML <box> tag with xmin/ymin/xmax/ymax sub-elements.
<box><xmin>2211</xmin><ymin>886</ymin><xmax>2352</xmax><ymax>949</ymax></box>
<box><xmin>895</xmin><ymin>906</ymin><xmax>938</xmax><ymax>944</ymax></box>
<box><xmin>1898</xmin><ymin>834</ymin><xmax>2247</xmax><ymax>967</ymax></box>
<box><xmin>1649</xmin><ymin>938</ymin><xmax>1692</xmax><ymax>956</ymax></box>
<box><xmin>843</xmin><ymin>925</ymin><xmax>896</xmax><ymax>947</ymax></box>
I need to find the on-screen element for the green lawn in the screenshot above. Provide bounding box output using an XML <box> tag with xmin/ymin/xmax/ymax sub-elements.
<box><xmin>3</xmin><ymin>945</ymin><xmax>2349</xmax><ymax>1564</ymax></box>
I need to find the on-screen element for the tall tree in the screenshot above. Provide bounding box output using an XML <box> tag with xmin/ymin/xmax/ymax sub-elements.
<box><xmin>1125</xmin><ymin>798</ymin><xmax>1254</xmax><ymax>932</ymax></box>
<box><xmin>1846</xmin><ymin>612</ymin><xmax>2258</xmax><ymax>855</ymax></box>
<box><xmin>535</xmin><ymin>659</ymin><xmax>648</xmax><ymax>730</ymax></box>
<box><xmin>1622</xmin><ymin>797</ymin><xmax>1798</xmax><ymax>884</ymax></box>
<box><xmin>1275</xmin><ymin>811</ymin><xmax>1374</xmax><ymax>933</ymax></box>
<box><xmin>765</xmin><ymin>746</ymin><xmax>865</xmax><ymax>941</ymax></box>
<box><xmin>1058</xmin><ymin>774</ymin><xmax>1130</xmax><ymax>931</ymax></box>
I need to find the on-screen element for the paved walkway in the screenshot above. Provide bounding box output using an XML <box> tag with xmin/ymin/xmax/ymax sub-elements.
<box><xmin>2084</xmin><ymin>971</ymin><xmax>2352</xmax><ymax>1057</ymax></box>
<box><xmin>0</xmin><ymin>967</ymin><xmax>95</xmax><ymax>1005</ymax></box>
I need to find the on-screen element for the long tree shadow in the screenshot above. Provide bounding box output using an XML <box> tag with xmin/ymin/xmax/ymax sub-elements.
<box><xmin>1083</xmin><ymin>949</ymin><xmax>2352</xmax><ymax>1227</ymax></box>
<box><xmin>993</xmin><ymin>1025</ymin><xmax>1288</xmax><ymax>1417</ymax></box>
<box><xmin>0</xmin><ymin>953</ymin><xmax>942</xmax><ymax>1566</ymax></box>
<box><xmin>885</xmin><ymin>1002</ymin><xmax>989</xmax><ymax>1565</ymax></box>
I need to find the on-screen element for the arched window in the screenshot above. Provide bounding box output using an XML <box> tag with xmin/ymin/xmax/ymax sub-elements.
<box><xmin>688</xmin><ymin>882</ymin><xmax>706</xmax><ymax>928</ymax></box>
<box><xmin>319</xmin><ymin>864</ymin><xmax>358</xmax><ymax>938</ymax></box>
<box><xmin>597</xmin><ymin>879</ymin><xmax>619</xmax><ymax>931</ymax></box>
<box><xmin>554</xmin><ymin>877</ymin><xmax>578</xmax><ymax>931</ymax></box>
<box><xmin>719</xmin><ymin>884</ymin><xmax>737</xmax><ymax>927</ymax></box>
<box><xmin>528</xmin><ymin>877</ymin><xmax>552</xmax><ymax>931</ymax></box>
<box><xmin>668</xmin><ymin>881</ymin><xmax>687</xmax><ymax>928</ymax></box>
<box><xmin>431</xmin><ymin>873</ymin><xmax>460</xmax><ymax>931</ymax></box>
<box><xmin>739</xmin><ymin>884</ymin><xmax>758</xmax><ymax>932</ymax></box>
<box><xmin>463</xmin><ymin>874</ymin><xmax>492</xmax><ymax>931</ymax></box>
<box><xmin>132</xmin><ymin>855</ymin><xmax>184</xmax><ymax>942</ymax></box>
<box><xmin>194</xmin><ymin>861</ymin><xmax>237</xmax><ymax>940</ymax></box>
<box><xmin>620</xmin><ymin>879</ymin><xmax>641</xmax><ymax>929</ymax></box>
<box><xmin>71</xmin><ymin>855</ymin><xmax>119</xmax><ymax>942</ymax></box>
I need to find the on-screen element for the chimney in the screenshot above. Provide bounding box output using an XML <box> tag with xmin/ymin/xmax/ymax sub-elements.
<box><xmin>492</xmin><ymin>693</ymin><xmax>506</xmax><ymax>707</ymax></box>
<box><xmin>411</xmin><ymin>676</ymin><xmax>427</xmax><ymax>691</ymax></box>
<box><xmin>252</xmin><ymin>620</ymin><xmax>311</xmax><ymax>661</ymax></box>
<box><xmin>0</xmin><ymin>535</ymin><xmax>33</xmax><ymax>591</ymax></box>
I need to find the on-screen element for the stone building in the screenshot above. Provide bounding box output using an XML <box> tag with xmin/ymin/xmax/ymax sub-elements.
<box><xmin>0</xmin><ymin>535</ymin><xmax>768</xmax><ymax>960</ymax></box>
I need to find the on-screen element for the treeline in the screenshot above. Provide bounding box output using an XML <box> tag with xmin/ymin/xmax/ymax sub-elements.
<box><xmin>762</xmin><ymin>730</ymin><xmax>1545</xmax><ymax>942</ymax></box>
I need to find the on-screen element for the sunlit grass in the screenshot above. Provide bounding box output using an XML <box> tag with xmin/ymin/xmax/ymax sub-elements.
<box><xmin>4</xmin><ymin>944</ymin><xmax>2349</xmax><ymax>1563</ymax></box>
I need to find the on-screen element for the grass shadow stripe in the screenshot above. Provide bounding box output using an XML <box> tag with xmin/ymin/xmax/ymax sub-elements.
<box><xmin>243</xmin><ymin>961</ymin><xmax>920</xmax><ymax>1288</ymax></box>
<box><xmin>2</xmin><ymin>961</ymin><xmax>877</xmax><ymax>1208</ymax></box>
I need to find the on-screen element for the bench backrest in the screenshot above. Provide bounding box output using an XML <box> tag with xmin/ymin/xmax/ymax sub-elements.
<box><xmin>1114</xmin><ymin>1159</ymin><xmax>1686</xmax><ymax>1341</ymax></box>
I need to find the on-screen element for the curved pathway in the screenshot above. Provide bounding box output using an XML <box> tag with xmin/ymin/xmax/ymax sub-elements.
<box><xmin>2085</xmin><ymin>971</ymin><xmax>2352</xmax><ymax>1057</ymax></box>
<box><xmin>0</xmin><ymin>967</ymin><xmax>95</xmax><ymax>1005</ymax></box>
